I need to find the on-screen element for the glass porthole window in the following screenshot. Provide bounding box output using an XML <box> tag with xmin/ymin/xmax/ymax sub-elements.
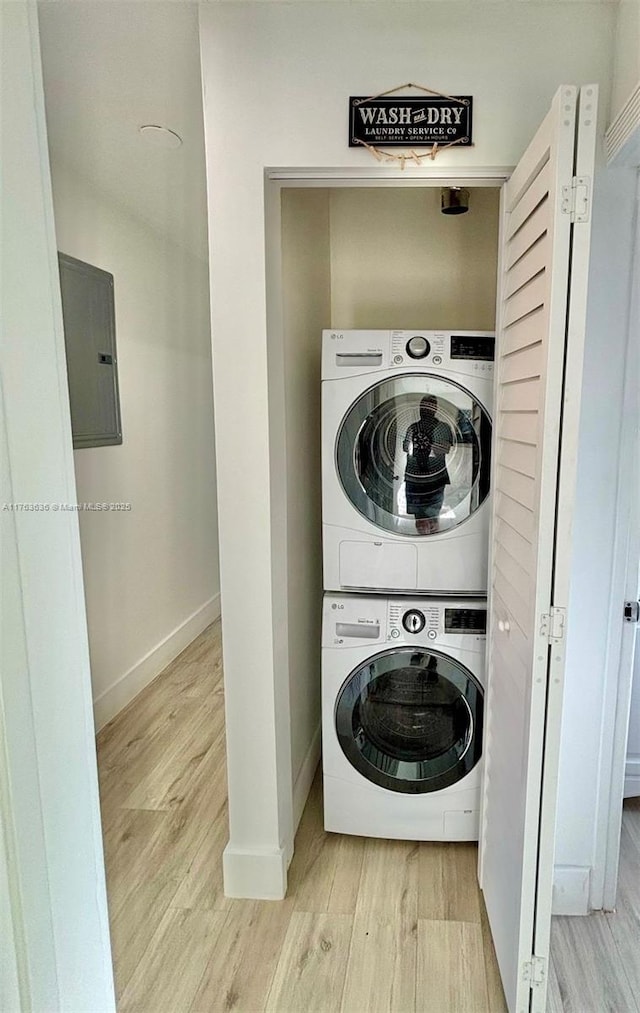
<box><xmin>336</xmin><ymin>375</ymin><xmax>492</xmax><ymax>536</ymax></box>
<box><xmin>335</xmin><ymin>647</ymin><xmax>483</xmax><ymax>794</ymax></box>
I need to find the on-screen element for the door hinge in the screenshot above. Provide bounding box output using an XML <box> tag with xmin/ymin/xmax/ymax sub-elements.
<box><xmin>561</xmin><ymin>176</ymin><xmax>591</xmax><ymax>223</ymax></box>
<box><xmin>540</xmin><ymin>606</ymin><xmax>566</xmax><ymax>644</ymax></box>
<box><xmin>624</xmin><ymin>600</ymin><xmax>640</xmax><ymax>624</ymax></box>
<box><xmin>522</xmin><ymin>955</ymin><xmax>547</xmax><ymax>989</ymax></box>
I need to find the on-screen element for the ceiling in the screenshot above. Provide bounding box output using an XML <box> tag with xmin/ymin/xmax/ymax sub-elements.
<box><xmin>38</xmin><ymin>1</ymin><xmax>209</xmax><ymax>263</ymax></box>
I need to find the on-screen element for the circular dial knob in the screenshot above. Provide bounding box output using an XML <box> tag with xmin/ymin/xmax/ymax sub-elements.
<box><xmin>402</xmin><ymin>609</ymin><xmax>426</xmax><ymax>634</ymax></box>
<box><xmin>406</xmin><ymin>335</ymin><xmax>431</xmax><ymax>359</ymax></box>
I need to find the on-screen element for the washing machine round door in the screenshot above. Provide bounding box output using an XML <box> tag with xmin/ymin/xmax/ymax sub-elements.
<box><xmin>335</xmin><ymin>647</ymin><xmax>483</xmax><ymax>794</ymax></box>
<box><xmin>336</xmin><ymin>375</ymin><xmax>491</xmax><ymax>536</ymax></box>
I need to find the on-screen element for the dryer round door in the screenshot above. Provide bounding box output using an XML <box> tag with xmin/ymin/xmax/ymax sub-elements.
<box><xmin>335</xmin><ymin>647</ymin><xmax>483</xmax><ymax>794</ymax></box>
<box><xmin>336</xmin><ymin>374</ymin><xmax>491</xmax><ymax>536</ymax></box>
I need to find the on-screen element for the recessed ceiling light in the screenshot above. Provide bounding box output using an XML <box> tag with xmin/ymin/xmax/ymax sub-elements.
<box><xmin>138</xmin><ymin>125</ymin><xmax>183</xmax><ymax>149</ymax></box>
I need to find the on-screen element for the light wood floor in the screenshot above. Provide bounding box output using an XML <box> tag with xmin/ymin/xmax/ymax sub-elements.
<box><xmin>97</xmin><ymin>619</ymin><xmax>507</xmax><ymax>1012</ymax></box>
<box><xmin>549</xmin><ymin>795</ymin><xmax>640</xmax><ymax>1013</ymax></box>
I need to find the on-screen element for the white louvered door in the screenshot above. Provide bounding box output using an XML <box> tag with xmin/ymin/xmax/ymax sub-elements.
<box><xmin>479</xmin><ymin>85</ymin><xmax>597</xmax><ymax>1013</ymax></box>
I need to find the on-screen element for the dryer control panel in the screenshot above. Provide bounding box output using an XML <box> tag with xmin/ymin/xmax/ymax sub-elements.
<box><xmin>322</xmin><ymin>330</ymin><xmax>495</xmax><ymax>382</ymax></box>
<box><xmin>391</xmin><ymin>331</ymin><xmax>446</xmax><ymax>366</ymax></box>
<box><xmin>389</xmin><ymin>330</ymin><xmax>494</xmax><ymax>372</ymax></box>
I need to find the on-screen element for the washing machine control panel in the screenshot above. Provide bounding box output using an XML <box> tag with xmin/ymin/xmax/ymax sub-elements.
<box><xmin>386</xmin><ymin>602</ymin><xmax>487</xmax><ymax>641</ymax></box>
<box><xmin>402</xmin><ymin>609</ymin><xmax>426</xmax><ymax>634</ymax></box>
<box><xmin>388</xmin><ymin>601</ymin><xmax>440</xmax><ymax>639</ymax></box>
<box><xmin>323</xmin><ymin>596</ymin><xmax>487</xmax><ymax>647</ymax></box>
<box><xmin>444</xmin><ymin>607</ymin><xmax>487</xmax><ymax>634</ymax></box>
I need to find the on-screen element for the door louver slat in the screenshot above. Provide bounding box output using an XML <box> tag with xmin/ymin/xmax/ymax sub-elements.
<box><xmin>504</xmin><ymin>237</ymin><xmax>549</xmax><ymax>299</ymax></box>
<box><xmin>501</xmin><ymin>343</ymin><xmax>543</xmax><ymax>384</ymax></box>
<box><xmin>502</xmin><ymin>306</ymin><xmax>545</xmax><ymax>356</ymax></box>
<box><xmin>497</xmin><ymin>439</ymin><xmax>537</xmax><ymax>479</ymax></box>
<box><xmin>506</xmin><ymin>201</ymin><xmax>549</xmax><ymax>270</ymax></box>
<box><xmin>507</xmin><ymin>162</ymin><xmax>551</xmax><ymax>239</ymax></box>
<box><xmin>503</xmin><ymin>273</ymin><xmax>547</xmax><ymax>328</ymax></box>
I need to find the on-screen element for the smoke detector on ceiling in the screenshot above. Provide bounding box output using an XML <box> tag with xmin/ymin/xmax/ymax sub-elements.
<box><xmin>138</xmin><ymin>125</ymin><xmax>183</xmax><ymax>149</ymax></box>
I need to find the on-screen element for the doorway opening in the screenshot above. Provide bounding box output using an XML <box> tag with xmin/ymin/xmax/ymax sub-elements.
<box><xmin>268</xmin><ymin>176</ymin><xmax>503</xmax><ymax>833</ymax></box>
<box><xmin>265</xmin><ymin>173</ymin><xmax>505</xmax><ymax>1006</ymax></box>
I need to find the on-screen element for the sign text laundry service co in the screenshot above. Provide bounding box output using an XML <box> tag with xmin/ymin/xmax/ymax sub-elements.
<box><xmin>350</xmin><ymin>95</ymin><xmax>473</xmax><ymax>148</ymax></box>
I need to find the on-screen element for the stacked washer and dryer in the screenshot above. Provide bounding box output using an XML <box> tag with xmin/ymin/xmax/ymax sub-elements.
<box><xmin>321</xmin><ymin>329</ymin><xmax>494</xmax><ymax>842</ymax></box>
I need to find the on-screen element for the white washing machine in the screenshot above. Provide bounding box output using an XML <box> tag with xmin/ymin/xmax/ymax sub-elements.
<box><xmin>322</xmin><ymin>329</ymin><xmax>494</xmax><ymax>595</ymax></box>
<box><xmin>322</xmin><ymin>593</ymin><xmax>486</xmax><ymax>842</ymax></box>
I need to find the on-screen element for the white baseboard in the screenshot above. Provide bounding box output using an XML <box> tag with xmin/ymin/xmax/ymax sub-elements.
<box><xmin>93</xmin><ymin>593</ymin><xmax>221</xmax><ymax>731</ymax></box>
<box><xmin>222</xmin><ymin>842</ymin><xmax>288</xmax><ymax>900</ymax></box>
<box><xmin>624</xmin><ymin>757</ymin><xmax>640</xmax><ymax>798</ymax></box>
<box><xmin>222</xmin><ymin>723</ymin><xmax>320</xmax><ymax>896</ymax></box>
<box><xmin>292</xmin><ymin>723</ymin><xmax>322</xmax><ymax>837</ymax></box>
<box><xmin>552</xmin><ymin>865</ymin><xmax>591</xmax><ymax>915</ymax></box>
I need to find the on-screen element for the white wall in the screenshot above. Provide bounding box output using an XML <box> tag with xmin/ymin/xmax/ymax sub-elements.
<box><xmin>281</xmin><ymin>189</ymin><xmax>331</xmax><ymax>823</ymax></box>
<box><xmin>0</xmin><ymin>743</ymin><xmax>21</xmax><ymax>1012</ymax></box>
<box><xmin>623</xmin><ymin>190</ymin><xmax>640</xmax><ymax>806</ymax></box>
<box><xmin>49</xmin><ymin>167</ymin><xmax>220</xmax><ymax>728</ymax></box>
<box><xmin>329</xmin><ymin>187</ymin><xmax>499</xmax><ymax>330</ymax></box>
<box><xmin>1</xmin><ymin>3</ymin><xmax>114</xmax><ymax>1006</ymax></box>
<box><xmin>200</xmin><ymin>0</ymin><xmax>616</xmax><ymax>898</ymax></box>
<box><xmin>1</xmin><ymin>405</ymin><xmax>31</xmax><ymax>1012</ymax></box>
<box><xmin>626</xmin><ymin>633</ymin><xmax>640</xmax><ymax>796</ymax></box>
<box><xmin>610</xmin><ymin>0</ymin><xmax>640</xmax><ymax>122</ymax></box>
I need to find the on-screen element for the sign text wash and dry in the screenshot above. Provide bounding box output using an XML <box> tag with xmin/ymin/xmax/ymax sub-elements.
<box><xmin>349</xmin><ymin>96</ymin><xmax>473</xmax><ymax>148</ymax></box>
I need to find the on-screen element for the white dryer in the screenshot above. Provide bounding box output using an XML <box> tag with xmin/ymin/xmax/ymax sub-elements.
<box><xmin>322</xmin><ymin>329</ymin><xmax>494</xmax><ymax>595</ymax></box>
<box><xmin>322</xmin><ymin>593</ymin><xmax>486</xmax><ymax>842</ymax></box>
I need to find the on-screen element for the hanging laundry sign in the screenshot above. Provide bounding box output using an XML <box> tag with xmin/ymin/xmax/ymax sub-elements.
<box><xmin>349</xmin><ymin>95</ymin><xmax>473</xmax><ymax>148</ymax></box>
